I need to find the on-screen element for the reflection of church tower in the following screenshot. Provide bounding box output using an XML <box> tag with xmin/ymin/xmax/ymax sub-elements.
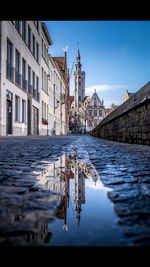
<box><xmin>74</xmin><ymin>49</ymin><xmax>85</xmax><ymax>109</ymax></box>
<box><xmin>74</xmin><ymin>163</ymin><xmax>85</xmax><ymax>227</ymax></box>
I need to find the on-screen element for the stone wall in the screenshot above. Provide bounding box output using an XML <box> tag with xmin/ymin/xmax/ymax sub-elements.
<box><xmin>91</xmin><ymin>81</ymin><xmax>150</xmax><ymax>146</ymax></box>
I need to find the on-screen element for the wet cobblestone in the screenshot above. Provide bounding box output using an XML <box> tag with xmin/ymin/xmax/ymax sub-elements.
<box><xmin>85</xmin><ymin>136</ymin><xmax>150</xmax><ymax>246</ymax></box>
<box><xmin>0</xmin><ymin>136</ymin><xmax>78</xmax><ymax>246</ymax></box>
<box><xmin>0</xmin><ymin>135</ymin><xmax>150</xmax><ymax>246</ymax></box>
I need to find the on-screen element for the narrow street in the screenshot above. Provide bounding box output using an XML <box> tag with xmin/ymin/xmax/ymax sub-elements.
<box><xmin>0</xmin><ymin>135</ymin><xmax>150</xmax><ymax>246</ymax></box>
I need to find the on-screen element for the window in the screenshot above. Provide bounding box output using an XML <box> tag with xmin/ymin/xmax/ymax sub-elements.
<box><xmin>42</xmin><ymin>101</ymin><xmax>44</xmax><ymax>119</ymax></box>
<box><xmin>44</xmin><ymin>103</ymin><xmax>46</xmax><ymax>119</ymax></box>
<box><xmin>79</xmin><ymin>81</ymin><xmax>81</xmax><ymax>86</ymax></box>
<box><xmin>22</xmin><ymin>100</ymin><xmax>26</xmax><ymax>122</ymax></box>
<box><xmin>94</xmin><ymin>100</ymin><xmax>97</xmax><ymax>108</ymax></box>
<box><xmin>94</xmin><ymin>110</ymin><xmax>97</xmax><ymax>116</ymax></box>
<box><xmin>47</xmin><ymin>104</ymin><xmax>48</xmax><ymax>120</ymax></box>
<box><xmin>15</xmin><ymin>49</ymin><xmax>20</xmax><ymax>86</ymax></box>
<box><xmin>32</xmin><ymin>34</ymin><xmax>35</xmax><ymax>57</ymax></box>
<box><xmin>36</xmin><ymin>42</ymin><xmax>39</xmax><ymax>62</ymax></box>
<box><xmin>32</xmin><ymin>71</ymin><xmax>36</xmax><ymax>98</ymax></box>
<box><xmin>42</xmin><ymin>68</ymin><xmax>44</xmax><ymax>89</ymax></box>
<box><xmin>89</xmin><ymin>120</ymin><xmax>93</xmax><ymax>127</ymax></box>
<box><xmin>28</xmin><ymin>25</ymin><xmax>31</xmax><ymax>50</ymax></box>
<box><xmin>46</xmin><ymin>73</ymin><xmax>48</xmax><ymax>93</ymax></box>
<box><xmin>6</xmin><ymin>39</ymin><xmax>13</xmax><ymax>81</ymax></box>
<box><xmin>46</xmin><ymin>48</ymin><xmax>48</xmax><ymax>63</ymax></box>
<box><xmin>34</xmin><ymin>21</ymin><xmax>39</xmax><ymax>31</ymax></box>
<box><xmin>15</xmin><ymin>21</ymin><xmax>20</xmax><ymax>33</ymax></box>
<box><xmin>89</xmin><ymin>110</ymin><xmax>92</xmax><ymax>116</ymax></box>
<box><xmin>22</xmin><ymin>58</ymin><xmax>26</xmax><ymax>90</ymax></box>
<box><xmin>36</xmin><ymin>76</ymin><xmax>39</xmax><ymax>92</ymax></box>
<box><xmin>36</xmin><ymin>76</ymin><xmax>39</xmax><ymax>101</ymax></box>
<box><xmin>44</xmin><ymin>44</ymin><xmax>46</xmax><ymax>60</ymax></box>
<box><xmin>32</xmin><ymin>71</ymin><xmax>35</xmax><ymax>89</ymax></box>
<box><xmin>79</xmin><ymin>96</ymin><xmax>81</xmax><ymax>101</ymax></box>
<box><xmin>28</xmin><ymin>65</ymin><xmax>31</xmax><ymax>92</ymax></box>
<box><xmin>42</xmin><ymin>39</ymin><xmax>43</xmax><ymax>57</ymax></box>
<box><xmin>22</xmin><ymin>21</ymin><xmax>26</xmax><ymax>42</ymax></box>
<box><xmin>94</xmin><ymin>120</ymin><xmax>97</xmax><ymax>127</ymax></box>
<box><xmin>99</xmin><ymin>110</ymin><xmax>102</xmax><ymax>116</ymax></box>
<box><xmin>15</xmin><ymin>95</ymin><xmax>20</xmax><ymax>121</ymax></box>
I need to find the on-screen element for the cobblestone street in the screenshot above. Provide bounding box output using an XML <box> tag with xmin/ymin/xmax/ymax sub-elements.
<box><xmin>0</xmin><ymin>135</ymin><xmax>150</xmax><ymax>246</ymax></box>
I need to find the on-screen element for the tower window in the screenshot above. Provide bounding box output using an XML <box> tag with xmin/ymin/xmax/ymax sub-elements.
<box><xmin>94</xmin><ymin>101</ymin><xmax>97</xmax><ymax>107</ymax></box>
<box><xmin>94</xmin><ymin>110</ymin><xmax>97</xmax><ymax>116</ymax></box>
<box><xmin>99</xmin><ymin>110</ymin><xmax>102</xmax><ymax>116</ymax></box>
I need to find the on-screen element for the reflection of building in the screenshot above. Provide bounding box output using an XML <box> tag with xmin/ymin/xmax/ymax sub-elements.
<box><xmin>74</xmin><ymin>162</ymin><xmax>85</xmax><ymax>226</ymax></box>
<box><xmin>0</xmin><ymin>209</ymin><xmax>53</xmax><ymax>246</ymax></box>
<box><xmin>37</xmin><ymin>152</ymin><xmax>99</xmax><ymax>230</ymax></box>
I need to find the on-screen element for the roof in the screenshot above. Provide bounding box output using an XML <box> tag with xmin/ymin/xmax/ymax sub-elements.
<box><xmin>41</xmin><ymin>22</ymin><xmax>53</xmax><ymax>45</ymax></box>
<box><xmin>53</xmin><ymin>57</ymin><xmax>65</xmax><ymax>71</ymax></box>
<box><xmin>128</xmin><ymin>92</ymin><xmax>133</xmax><ymax>97</ymax></box>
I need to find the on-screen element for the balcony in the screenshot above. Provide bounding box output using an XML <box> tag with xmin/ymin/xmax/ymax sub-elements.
<box><xmin>6</xmin><ymin>61</ymin><xmax>14</xmax><ymax>82</ymax></box>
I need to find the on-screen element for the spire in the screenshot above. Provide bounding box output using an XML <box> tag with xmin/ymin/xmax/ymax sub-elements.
<box><xmin>77</xmin><ymin>49</ymin><xmax>80</xmax><ymax>60</ymax></box>
<box><xmin>76</xmin><ymin>49</ymin><xmax>81</xmax><ymax>63</ymax></box>
<box><xmin>77</xmin><ymin>42</ymin><xmax>80</xmax><ymax>59</ymax></box>
<box><xmin>94</xmin><ymin>88</ymin><xmax>96</xmax><ymax>93</ymax></box>
<box><xmin>75</xmin><ymin>43</ymin><xmax>82</xmax><ymax>71</ymax></box>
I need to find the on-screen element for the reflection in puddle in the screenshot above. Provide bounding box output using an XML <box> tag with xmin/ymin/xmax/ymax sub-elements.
<box><xmin>37</xmin><ymin>151</ymin><xmax>104</xmax><ymax>225</ymax></box>
<box><xmin>34</xmin><ymin>145</ymin><xmax>127</xmax><ymax>246</ymax></box>
<box><xmin>0</xmin><ymin>141</ymin><xmax>127</xmax><ymax>246</ymax></box>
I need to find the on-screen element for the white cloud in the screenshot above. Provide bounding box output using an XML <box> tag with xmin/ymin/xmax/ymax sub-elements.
<box><xmin>85</xmin><ymin>84</ymin><xmax>128</xmax><ymax>94</ymax></box>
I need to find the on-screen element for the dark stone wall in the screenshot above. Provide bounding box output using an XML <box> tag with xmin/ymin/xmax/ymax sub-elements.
<box><xmin>91</xmin><ymin>82</ymin><xmax>150</xmax><ymax>146</ymax></box>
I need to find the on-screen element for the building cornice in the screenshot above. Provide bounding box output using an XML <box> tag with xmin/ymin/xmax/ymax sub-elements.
<box><xmin>41</xmin><ymin>22</ymin><xmax>53</xmax><ymax>46</ymax></box>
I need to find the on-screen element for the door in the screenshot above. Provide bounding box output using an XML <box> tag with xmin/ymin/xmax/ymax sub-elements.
<box><xmin>32</xmin><ymin>106</ymin><xmax>39</xmax><ymax>135</ymax></box>
<box><xmin>6</xmin><ymin>99</ymin><xmax>12</xmax><ymax>134</ymax></box>
<box><xmin>27</xmin><ymin>99</ymin><xmax>31</xmax><ymax>135</ymax></box>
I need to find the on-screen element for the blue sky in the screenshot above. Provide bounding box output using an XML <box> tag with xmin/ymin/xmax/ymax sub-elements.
<box><xmin>45</xmin><ymin>21</ymin><xmax>150</xmax><ymax>108</ymax></box>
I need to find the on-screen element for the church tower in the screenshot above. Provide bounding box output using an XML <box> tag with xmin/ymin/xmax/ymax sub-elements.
<box><xmin>74</xmin><ymin>49</ymin><xmax>85</xmax><ymax>109</ymax></box>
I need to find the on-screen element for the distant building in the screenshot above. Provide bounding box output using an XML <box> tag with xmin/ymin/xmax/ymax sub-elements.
<box><xmin>124</xmin><ymin>90</ymin><xmax>133</xmax><ymax>101</ymax></box>
<box><xmin>83</xmin><ymin>89</ymin><xmax>105</xmax><ymax>132</ymax></box>
<box><xmin>69</xmin><ymin>49</ymin><xmax>118</xmax><ymax>133</ymax></box>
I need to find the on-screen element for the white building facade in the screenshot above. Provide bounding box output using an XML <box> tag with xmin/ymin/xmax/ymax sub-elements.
<box><xmin>0</xmin><ymin>21</ymin><xmax>69</xmax><ymax>136</ymax></box>
<box><xmin>40</xmin><ymin>22</ymin><xmax>52</xmax><ymax>135</ymax></box>
<box><xmin>84</xmin><ymin>90</ymin><xmax>105</xmax><ymax>132</ymax></box>
<box><xmin>0</xmin><ymin>21</ymin><xmax>40</xmax><ymax>136</ymax></box>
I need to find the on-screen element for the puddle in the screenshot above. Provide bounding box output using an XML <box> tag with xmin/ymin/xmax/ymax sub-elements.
<box><xmin>35</xmin><ymin>139</ymin><xmax>129</xmax><ymax>246</ymax></box>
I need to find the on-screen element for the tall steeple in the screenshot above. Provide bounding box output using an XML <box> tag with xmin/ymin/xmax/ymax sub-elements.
<box><xmin>74</xmin><ymin>48</ymin><xmax>85</xmax><ymax>109</ymax></box>
<box><xmin>75</xmin><ymin>49</ymin><xmax>82</xmax><ymax>72</ymax></box>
